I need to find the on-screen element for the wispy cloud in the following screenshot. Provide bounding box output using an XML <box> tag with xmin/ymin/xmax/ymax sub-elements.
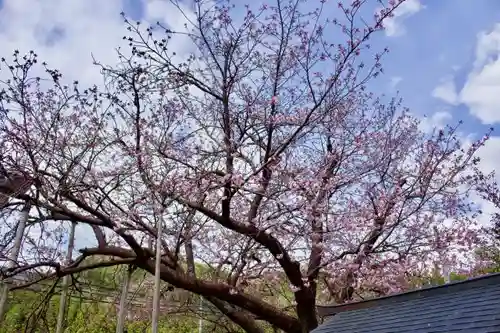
<box><xmin>383</xmin><ymin>0</ymin><xmax>424</xmax><ymax>37</ymax></box>
<box><xmin>419</xmin><ymin>110</ymin><xmax>452</xmax><ymax>133</ymax></box>
<box><xmin>432</xmin><ymin>76</ymin><xmax>459</xmax><ymax>105</ymax></box>
<box><xmin>430</xmin><ymin>23</ymin><xmax>500</xmax><ymax>125</ymax></box>
<box><xmin>389</xmin><ymin>76</ymin><xmax>402</xmax><ymax>90</ymax></box>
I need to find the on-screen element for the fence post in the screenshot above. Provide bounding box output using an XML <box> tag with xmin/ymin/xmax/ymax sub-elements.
<box><xmin>0</xmin><ymin>202</ymin><xmax>30</xmax><ymax>322</ymax></box>
<box><xmin>198</xmin><ymin>296</ymin><xmax>204</xmax><ymax>333</ymax></box>
<box><xmin>146</xmin><ymin>237</ymin><xmax>154</xmax><ymax>314</ymax></box>
<box><xmin>55</xmin><ymin>221</ymin><xmax>76</xmax><ymax>333</ymax></box>
<box><xmin>116</xmin><ymin>265</ymin><xmax>133</xmax><ymax>333</ymax></box>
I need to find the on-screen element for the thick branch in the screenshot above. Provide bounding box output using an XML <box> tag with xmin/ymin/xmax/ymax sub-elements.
<box><xmin>208</xmin><ymin>298</ymin><xmax>265</xmax><ymax>333</ymax></box>
<box><xmin>82</xmin><ymin>246</ymin><xmax>301</xmax><ymax>333</ymax></box>
<box><xmin>173</xmin><ymin>197</ymin><xmax>304</xmax><ymax>288</ymax></box>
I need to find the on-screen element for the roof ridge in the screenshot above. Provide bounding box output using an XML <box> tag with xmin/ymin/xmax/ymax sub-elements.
<box><xmin>317</xmin><ymin>272</ymin><xmax>500</xmax><ymax>317</ymax></box>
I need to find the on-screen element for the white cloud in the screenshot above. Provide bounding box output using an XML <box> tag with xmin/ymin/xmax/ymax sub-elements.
<box><xmin>458</xmin><ymin>23</ymin><xmax>500</xmax><ymax>124</ymax></box>
<box><xmin>0</xmin><ymin>0</ymin><xmax>131</xmax><ymax>88</ymax></box>
<box><xmin>418</xmin><ymin>110</ymin><xmax>452</xmax><ymax>133</ymax></box>
<box><xmin>0</xmin><ymin>0</ymin><xmax>197</xmax><ymax>87</ymax></box>
<box><xmin>383</xmin><ymin>0</ymin><xmax>424</xmax><ymax>37</ymax></box>
<box><xmin>432</xmin><ymin>77</ymin><xmax>459</xmax><ymax>105</ymax></box>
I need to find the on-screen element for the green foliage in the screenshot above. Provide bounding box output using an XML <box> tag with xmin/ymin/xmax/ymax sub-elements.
<box><xmin>406</xmin><ymin>249</ymin><xmax>500</xmax><ymax>291</ymax></box>
<box><xmin>0</xmin><ymin>289</ymin><xmax>235</xmax><ymax>333</ymax></box>
<box><xmin>475</xmin><ymin>245</ymin><xmax>500</xmax><ymax>274</ymax></box>
<box><xmin>0</xmin><ymin>261</ymin><xmax>261</xmax><ymax>333</ymax></box>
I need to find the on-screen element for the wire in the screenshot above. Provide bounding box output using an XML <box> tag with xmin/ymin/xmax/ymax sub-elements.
<box><xmin>5</xmin><ymin>275</ymin><xmax>197</xmax><ymax>311</ymax></box>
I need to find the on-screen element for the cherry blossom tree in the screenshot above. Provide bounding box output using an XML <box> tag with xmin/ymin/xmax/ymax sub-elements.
<box><xmin>468</xmin><ymin>161</ymin><xmax>500</xmax><ymax>262</ymax></box>
<box><xmin>0</xmin><ymin>0</ymin><xmax>491</xmax><ymax>332</ymax></box>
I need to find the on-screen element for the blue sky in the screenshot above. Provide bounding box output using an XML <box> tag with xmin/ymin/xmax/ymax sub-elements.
<box><xmin>1</xmin><ymin>0</ymin><xmax>500</xmax><ymax>251</ymax></box>
<box><xmin>379</xmin><ymin>0</ymin><xmax>500</xmax><ymax>137</ymax></box>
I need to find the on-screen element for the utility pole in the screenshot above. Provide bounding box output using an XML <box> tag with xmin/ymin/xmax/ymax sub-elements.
<box><xmin>55</xmin><ymin>221</ymin><xmax>76</xmax><ymax>333</ymax></box>
<box><xmin>0</xmin><ymin>202</ymin><xmax>30</xmax><ymax>321</ymax></box>
<box><xmin>151</xmin><ymin>215</ymin><xmax>163</xmax><ymax>333</ymax></box>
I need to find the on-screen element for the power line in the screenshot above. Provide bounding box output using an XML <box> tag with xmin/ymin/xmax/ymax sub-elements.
<box><xmin>6</xmin><ymin>275</ymin><xmax>201</xmax><ymax>312</ymax></box>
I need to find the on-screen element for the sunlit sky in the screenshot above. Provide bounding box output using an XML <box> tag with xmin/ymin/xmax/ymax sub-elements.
<box><xmin>0</xmin><ymin>0</ymin><xmax>500</xmax><ymax>250</ymax></box>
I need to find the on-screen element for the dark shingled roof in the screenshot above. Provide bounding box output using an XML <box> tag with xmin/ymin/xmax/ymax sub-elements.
<box><xmin>313</xmin><ymin>273</ymin><xmax>500</xmax><ymax>333</ymax></box>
